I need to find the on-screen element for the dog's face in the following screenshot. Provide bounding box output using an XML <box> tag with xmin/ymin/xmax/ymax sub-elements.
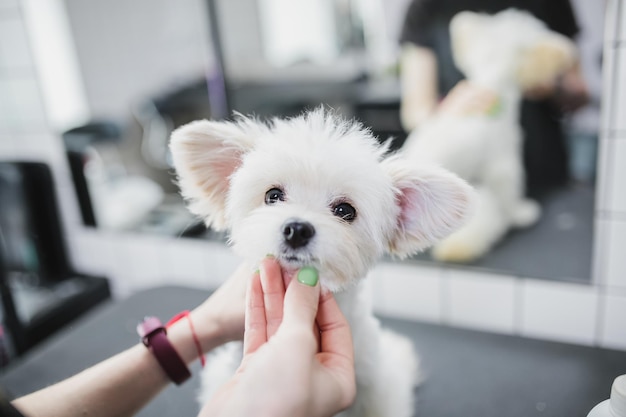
<box><xmin>450</xmin><ymin>9</ymin><xmax>576</xmax><ymax>89</ymax></box>
<box><xmin>170</xmin><ymin>110</ymin><xmax>472</xmax><ymax>292</ymax></box>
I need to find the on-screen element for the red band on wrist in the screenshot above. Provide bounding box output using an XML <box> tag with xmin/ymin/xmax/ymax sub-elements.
<box><xmin>167</xmin><ymin>310</ymin><xmax>205</xmax><ymax>368</ymax></box>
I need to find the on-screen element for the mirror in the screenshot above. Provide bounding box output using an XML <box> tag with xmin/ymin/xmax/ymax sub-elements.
<box><xmin>39</xmin><ymin>0</ymin><xmax>602</xmax><ymax>283</ymax></box>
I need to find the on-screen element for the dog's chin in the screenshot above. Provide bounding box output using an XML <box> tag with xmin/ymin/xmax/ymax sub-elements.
<box><xmin>277</xmin><ymin>252</ymin><xmax>316</xmax><ymax>271</ymax></box>
<box><xmin>275</xmin><ymin>251</ymin><xmax>319</xmax><ymax>286</ymax></box>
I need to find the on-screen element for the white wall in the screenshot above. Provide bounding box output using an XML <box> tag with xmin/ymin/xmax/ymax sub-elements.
<box><xmin>63</xmin><ymin>0</ymin><xmax>213</xmax><ymax>122</ymax></box>
<box><xmin>0</xmin><ymin>0</ymin><xmax>624</xmax><ymax>351</ymax></box>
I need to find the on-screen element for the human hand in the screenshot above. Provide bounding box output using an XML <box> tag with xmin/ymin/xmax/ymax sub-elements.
<box><xmin>523</xmin><ymin>81</ymin><xmax>556</xmax><ymax>101</ymax></box>
<box><xmin>198</xmin><ymin>258</ymin><xmax>356</xmax><ymax>417</ymax></box>
<box><xmin>523</xmin><ymin>64</ymin><xmax>590</xmax><ymax>112</ymax></box>
<box><xmin>438</xmin><ymin>81</ymin><xmax>501</xmax><ymax>117</ymax></box>
<box><xmin>553</xmin><ymin>66</ymin><xmax>590</xmax><ymax>112</ymax></box>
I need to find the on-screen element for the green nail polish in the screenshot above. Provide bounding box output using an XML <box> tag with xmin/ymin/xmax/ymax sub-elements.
<box><xmin>254</xmin><ymin>268</ymin><xmax>260</xmax><ymax>275</ymax></box>
<box><xmin>265</xmin><ymin>253</ymin><xmax>274</xmax><ymax>258</ymax></box>
<box><xmin>297</xmin><ymin>267</ymin><xmax>318</xmax><ymax>287</ymax></box>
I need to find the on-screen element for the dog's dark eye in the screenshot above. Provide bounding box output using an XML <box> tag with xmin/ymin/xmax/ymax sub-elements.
<box><xmin>265</xmin><ymin>187</ymin><xmax>285</xmax><ymax>205</ymax></box>
<box><xmin>333</xmin><ymin>202</ymin><xmax>356</xmax><ymax>222</ymax></box>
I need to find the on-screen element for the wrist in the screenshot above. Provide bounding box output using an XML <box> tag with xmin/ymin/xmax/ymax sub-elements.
<box><xmin>137</xmin><ymin>316</ymin><xmax>192</xmax><ymax>385</ymax></box>
<box><xmin>190</xmin><ymin>309</ymin><xmax>228</xmax><ymax>352</ymax></box>
<box><xmin>167</xmin><ymin>310</ymin><xmax>226</xmax><ymax>365</ymax></box>
<box><xmin>166</xmin><ymin>319</ymin><xmax>203</xmax><ymax>365</ymax></box>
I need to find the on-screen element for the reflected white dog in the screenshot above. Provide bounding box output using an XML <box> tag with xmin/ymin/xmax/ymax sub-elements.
<box><xmin>170</xmin><ymin>108</ymin><xmax>473</xmax><ymax>416</ymax></box>
<box><xmin>403</xmin><ymin>9</ymin><xmax>577</xmax><ymax>262</ymax></box>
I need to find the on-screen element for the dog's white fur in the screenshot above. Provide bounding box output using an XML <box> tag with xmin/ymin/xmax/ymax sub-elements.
<box><xmin>170</xmin><ymin>108</ymin><xmax>473</xmax><ymax>416</ymax></box>
<box><xmin>402</xmin><ymin>9</ymin><xmax>577</xmax><ymax>262</ymax></box>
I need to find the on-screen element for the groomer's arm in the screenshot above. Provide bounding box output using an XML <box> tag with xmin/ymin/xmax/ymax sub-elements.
<box><xmin>399</xmin><ymin>44</ymin><xmax>439</xmax><ymax>132</ymax></box>
<box><xmin>12</xmin><ymin>264</ymin><xmax>249</xmax><ymax>417</ymax></box>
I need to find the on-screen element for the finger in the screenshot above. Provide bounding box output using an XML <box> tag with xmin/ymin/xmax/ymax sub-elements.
<box><xmin>259</xmin><ymin>257</ymin><xmax>285</xmax><ymax>339</ymax></box>
<box><xmin>282</xmin><ymin>267</ymin><xmax>321</xmax><ymax>334</ymax></box>
<box><xmin>316</xmin><ymin>290</ymin><xmax>354</xmax><ymax>362</ymax></box>
<box><xmin>243</xmin><ymin>271</ymin><xmax>267</xmax><ymax>355</ymax></box>
<box><xmin>311</xmin><ymin>293</ymin><xmax>356</xmax><ymax>416</ymax></box>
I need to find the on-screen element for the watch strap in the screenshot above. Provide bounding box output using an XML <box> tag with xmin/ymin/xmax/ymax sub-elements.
<box><xmin>138</xmin><ymin>317</ymin><xmax>191</xmax><ymax>385</ymax></box>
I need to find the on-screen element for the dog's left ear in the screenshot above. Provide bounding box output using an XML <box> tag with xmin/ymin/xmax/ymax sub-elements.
<box><xmin>170</xmin><ymin>119</ymin><xmax>257</xmax><ymax>230</ymax></box>
<box><xmin>381</xmin><ymin>156</ymin><xmax>474</xmax><ymax>257</ymax></box>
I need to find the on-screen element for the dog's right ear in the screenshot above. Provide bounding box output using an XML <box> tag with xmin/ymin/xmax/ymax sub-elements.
<box><xmin>169</xmin><ymin>119</ymin><xmax>255</xmax><ymax>230</ymax></box>
<box><xmin>381</xmin><ymin>156</ymin><xmax>475</xmax><ymax>258</ymax></box>
<box><xmin>516</xmin><ymin>33</ymin><xmax>576</xmax><ymax>91</ymax></box>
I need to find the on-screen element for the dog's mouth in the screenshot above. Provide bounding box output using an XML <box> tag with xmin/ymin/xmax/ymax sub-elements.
<box><xmin>277</xmin><ymin>249</ymin><xmax>318</xmax><ymax>270</ymax></box>
<box><xmin>278</xmin><ymin>252</ymin><xmax>316</xmax><ymax>267</ymax></box>
<box><xmin>284</xmin><ymin>254</ymin><xmax>305</xmax><ymax>263</ymax></box>
<box><xmin>276</xmin><ymin>252</ymin><xmax>318</xmax><ymax>287</ymax></box>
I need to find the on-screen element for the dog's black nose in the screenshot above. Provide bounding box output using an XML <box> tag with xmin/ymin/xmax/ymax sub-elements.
<box><xmin>282</xmin><ymin>221</ymin><xmax>315</xmax><ymax>249</ymax></box>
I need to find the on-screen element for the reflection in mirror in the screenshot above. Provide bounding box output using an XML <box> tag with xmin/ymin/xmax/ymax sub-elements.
<box><xmin>397</xmin><ymin>2</ymin><xmax>602</xmax><ymax>283</ymax></box>
<box><xmin>45</xmin><ymin>0</ymin><xmax>601</xmax><ymax>284</ymax></box>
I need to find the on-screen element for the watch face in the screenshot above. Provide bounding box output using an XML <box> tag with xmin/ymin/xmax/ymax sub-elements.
<box><xmin>136</xmin><ymin>316</ymin><xmax>163</xmax><ymax>338</ymax></box>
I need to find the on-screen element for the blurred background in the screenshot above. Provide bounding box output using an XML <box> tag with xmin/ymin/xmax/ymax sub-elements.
<box><xmin>33</xmin><ymin>0</ymin><xmax>603</xmax><ymax>280</ymax></box>
<box><xmin>0</xmin><ymin>0</ymin><xmax>624</xmax><ymax>367</ymax></box>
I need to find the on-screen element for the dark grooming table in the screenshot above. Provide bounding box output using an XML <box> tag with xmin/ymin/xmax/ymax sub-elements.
<box><xmin>1</xmin><ymin>286</ymin><xmax>624</xmax><ymax>417</ymax></box>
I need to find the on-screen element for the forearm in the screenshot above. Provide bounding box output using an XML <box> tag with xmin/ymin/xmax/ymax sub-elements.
<box><xmin>12</xmin><ymin>344</ymin><xmax>167</xmax><ymax>417</ymax></box>
<box><xmin>400</xmin><ymin>44</ymin><xmax>438</xmax><ymax>132</ymax></box>
<box><xmin>12</xmin><ymin>313</ymin><xmax>223</xmax><ymax>417</ymax></box>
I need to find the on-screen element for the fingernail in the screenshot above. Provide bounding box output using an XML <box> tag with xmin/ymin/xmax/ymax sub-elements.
<box><xmin>297</xmin><ymin>267</ymin><xmax>318</xmax><ymax>287</ymax></box>
<box><xmin>254</xmin><ymin>268</ymin><xmax>260</xmax><ymax>275</ymax></box>
<box><xmin>265</xmin><ymin>253</ymin><xmax>274</xmax><ymax>258</ymax></box>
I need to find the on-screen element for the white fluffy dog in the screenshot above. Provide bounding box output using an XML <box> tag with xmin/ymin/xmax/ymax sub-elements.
<box><xmin>402</xmin><ymin>9</ymin><xmax>577</xmax><ymax>262</ymax></box>
<box><xmin>170</xmin><ymin>108</ymin><xmax>473</xmax><ymax>416</ymax></box>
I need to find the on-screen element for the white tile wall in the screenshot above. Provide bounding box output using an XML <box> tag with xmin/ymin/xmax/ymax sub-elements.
<box><xmin>161</xmin><ymin>238</ymin><xmax>211</xmax><ymax>285</ymax></box>
<box><xmin>618</xmin><ymin>0</ymin><xmax>626</xmax><ymax>41</ymax></box>
<box><xmin>0</xmin><ymin>77</ymin><xmax>47</xmax><ymax>131</ymax></box>
<box><xmin>68</xmin><ymin>228</ymin><xmax>117</xmax><ymax>277</ymax></box>
<box><xmin>202</xmin><ymin>241</ymin><xmax>244</xmax><ymax>287</ymax></box>
<box><xmin>107</xmin><ymin>233</ymin><xmax>172</xmax><ymax>298</ymax></box>
<box><xmin>8</xmin><ymin>133</ymin><xmax>67</xmax><ymax>169</ymax></box>
<box><xmin>613</xmin><ymin>56</ymin><xmax>626</xmax><ymax>132</ymax></box>
<box><xmin>521</xmin><ymin>279</ymin><xmax>599</xmax><ymax>345</ymax></box>
<box><xmin>606</xmin><ymin>139</ymin><xmax>626</xmax><ymax>212</ymax></box>
<box><xmin>161</xmin><ymin>238</ymin><xmax>241</xmax><ymax>290</ymax></box>
<box><xmin>605</xmin><ymin>0</ymin><xmax>620</xmax><ymax>43</ymax></box>
<box><xmin>0</xmin><ymin>136</ymin><xmax>16</xmax><ymax>156</ymax></box>
<box><xmin>599</xmin><ymin>40</ymin><xmax>616</xmax><ymax>134</ymax></box>
<box><xmin>0</xmin><ymin>0</ymin><xmax>18</xmax><ymax>11</ymax></box>
<box><xmin>371</xmin><ymin>263</ymin><xmax>443</xmax><ymax>322</ymax></box>
<box><xmin>595</xmin><ymin>135</ymin><xmax>612</xmax><ymax>212</ymax></box>
<box><xmin>605</xmin><ymin>217</ymin><xmax>626</xmax><ymax>288</ymax></box>
<box><xmin>444</xmin><ymin>270</ymin><xmax>517</xmax><ymax>334</ymax></box>
<box><xmin>592</xmin><ymin>0</ymin><xmax>626</xmax><ymax>350</ymax></box>
<box><xmin>592</xmin><ymin>218</ymin><xmax>610</xmax><ymax>286</ymax></box>
<box><xmin>599</xmin><ymin>293</ymin><xmax>626</xmax><ymax>349</ymax></box>
<box><xmin>0</xmin><ymin>79</ymin><xmax>13</xmax><ymax>132</ymax></box>
<box><xmin>0</xmin><ymin>18</ymin><xmax>33</xmax><ymax>69</ymax></box>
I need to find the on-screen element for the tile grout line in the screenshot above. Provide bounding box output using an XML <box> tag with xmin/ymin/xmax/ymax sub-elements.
<box><xmin>513</xmin><ymin>276</ymin><xmax>524</xmax><ymax>337</ymax></box>
<box><xmin>439</xmin><ymin>268</ymin><xmax>450</xmax><ymax>326</ymax></box>
<box><xmin>596</xmin><ymin>0</ymin><xmax>621</xmax><ymax>223</ymax></box>
<box><xmin>595</xmin><ymin>285</ymin><xmax>608</xmax><ymax>347</ymax></box>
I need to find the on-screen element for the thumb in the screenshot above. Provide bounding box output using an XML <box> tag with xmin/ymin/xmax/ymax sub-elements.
<box><xmin>282</xmin><ymin>267</ymin><xmax>321</xmax><ymax>329</ymax></box>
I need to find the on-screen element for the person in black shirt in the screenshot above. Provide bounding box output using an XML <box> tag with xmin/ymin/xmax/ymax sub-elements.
<box><xmin>399</xmin><ymin>0</ymin><xmax>589</xmax><ymax>191</ymax></box>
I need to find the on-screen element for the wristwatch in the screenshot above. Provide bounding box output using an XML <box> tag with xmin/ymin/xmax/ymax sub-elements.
<box><xmin>137</xmin><ymin>316</ymin><xmax>191</xmax><ymax>385</ymax></box>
